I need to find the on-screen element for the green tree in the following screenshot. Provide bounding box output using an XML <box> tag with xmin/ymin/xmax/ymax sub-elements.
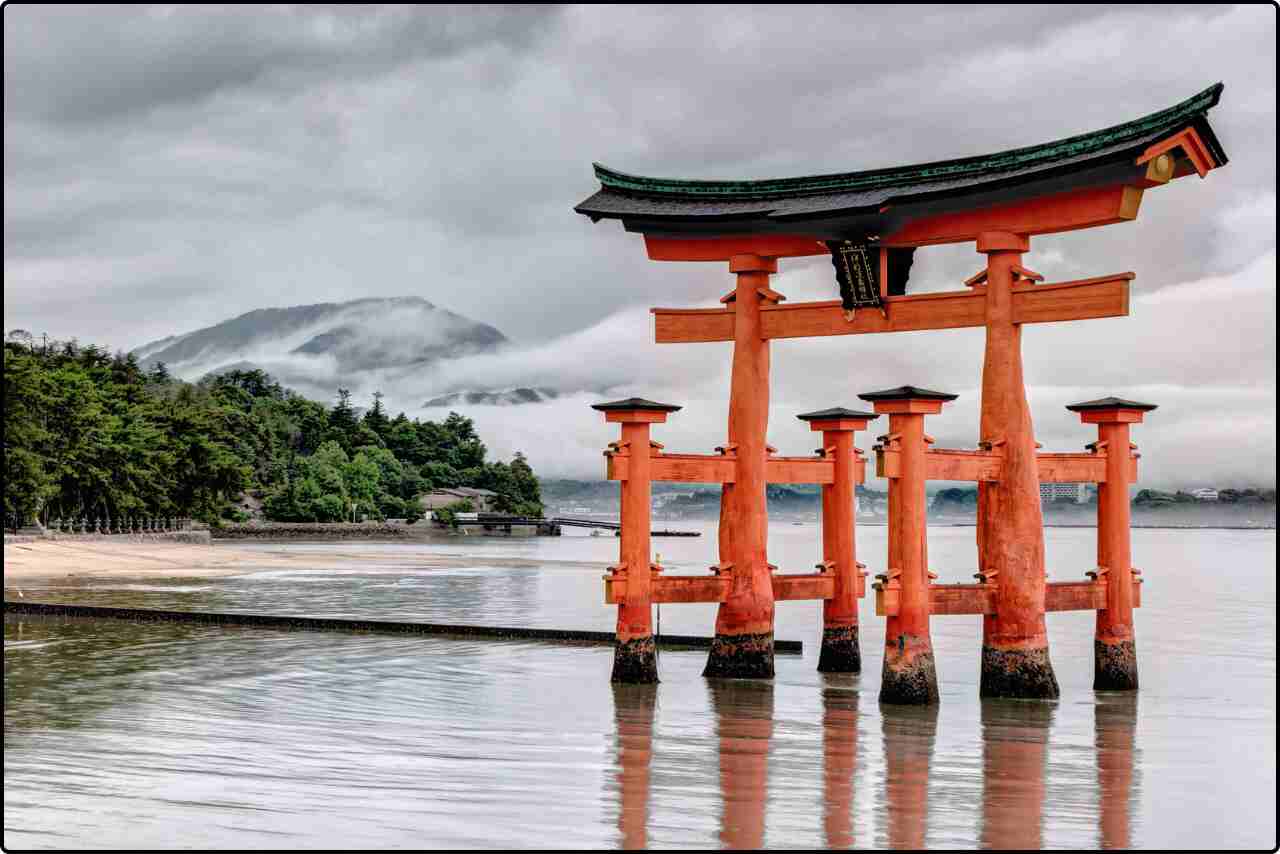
<box><xmin>344</xmin><ymin>450</ymin><xmax>382</xmax><ymax>520</ymax></box>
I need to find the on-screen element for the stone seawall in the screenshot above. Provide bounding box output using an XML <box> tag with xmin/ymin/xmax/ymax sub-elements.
<box><xmin>2</xmin><ymin>601</ymin><xmax>805</xmax><ymax>653</ymax></box>
<box><xmin>4</xmin><ymin>530</ymin><xmax>211</xmax><ymax>545</ymax></box>
<box><xmin>210</xmin><ymin>522</ymin><xmax>419</xmax><ymax>540</ymax></box>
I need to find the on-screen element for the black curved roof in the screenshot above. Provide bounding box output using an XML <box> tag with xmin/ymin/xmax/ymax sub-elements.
<box><xmin>858</xmin><ymin>386</ymin><xmax>958</xmax><ymax>402</ymax></box>
<box><xmin>575</xmin><ymin>84</ymin><xmax>1227</xmax><ymax>241</ymax></box>
<box><xmin>796</xmin><ymin>407</ymin><xmax>879</xmax><ymax>422</ymax></box>
<box><xmin>591</xmin><ymin>397</ymin><xmax>682</xmax><ymax>413</ymax></box>
<box><xmin>1066</xmin><ymin>397</ymin><xmax>1158</xmax><ymax>412</ymax></box>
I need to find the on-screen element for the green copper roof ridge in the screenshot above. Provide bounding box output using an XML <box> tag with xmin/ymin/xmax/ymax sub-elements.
<box><xmin>592</xmin><ymin>83</ymin><xmax>1224</xmax><ymax>199</ymax></box>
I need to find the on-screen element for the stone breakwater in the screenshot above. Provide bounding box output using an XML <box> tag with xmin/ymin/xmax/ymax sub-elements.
<box><xmin>3</xmin><ymin>530</ymin><xmax>210</xmax><ymax>546</ymax></box>
<box><xmin>211</xmin><ymin>522</ymin><xmax>417</xmax><ymax>540</ymax></box>
<box><xmin>1</xmin><ymin>602</ymin><xmax>806</xmax><ymax>653</ymax></box>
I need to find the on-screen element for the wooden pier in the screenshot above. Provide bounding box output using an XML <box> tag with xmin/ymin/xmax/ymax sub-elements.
<box><xmin>435</xmin><ymin>514</ymin><xmax>700</xmax><ymax>537</ymax></box>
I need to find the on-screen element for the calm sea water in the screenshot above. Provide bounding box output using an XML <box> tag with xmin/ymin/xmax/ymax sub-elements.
<box><xmin>4</xmin><ymin>524</ymin><xmax>1276</xmax><ymax>849</ymax></box>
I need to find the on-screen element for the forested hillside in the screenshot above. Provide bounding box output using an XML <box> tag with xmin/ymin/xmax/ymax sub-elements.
<box><xmin>3</xmin><ymin>334</ymin><xmax>541</xmax><ymax>526</ymax></box>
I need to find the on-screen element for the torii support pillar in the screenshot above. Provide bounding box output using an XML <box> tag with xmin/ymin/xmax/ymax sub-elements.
<box><xmin>593</xmin><ymin>397</ymin><xmax>682</xmax><ymax>683</ymax></box>
<box><xmin>862</xmin><ymin>386</ymin><xmax>955</xmax><ymax>704</ymax></box>
<box><xmin>799</xmin><ymin>407</ymin><xmax>879</xmax><ymax>672</ymax></box>
<box><xmin>1068</xmin><ymin>397</ymin><xmax>1157</xmax><ymax>691</ymax></box>
<box><xmin>975</xmin><ymin>231</ymin><xmax>1060</xmax><ymax>700</ymax></box>
<box><xmin>705</xmin><ymin>253</ymin><xmax>778</xmax><ymax>679</ymax></box>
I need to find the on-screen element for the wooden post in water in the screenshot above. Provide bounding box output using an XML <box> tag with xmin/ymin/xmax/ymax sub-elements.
<box><xmin>975</xmin><ymin>231</ymin><xmax>1060</xmax><ymax>699</ymax></box>
<box><xmin>1068</xmin><ymin>397</ymin><xmax>1156</xmax><ymax>690</ymax></box>
<box><xmin>863</xmin><ymin>386</ymin><xmax>955</xmax><ymax>704</ymax></box>
<box><xmin>799</xmin><ymin>407</ymin><xmax>878</xmax><ymax>672</ymax></box>
<box><xmin>705</xmin><ymin>254</ymin><xmax>779</xmax><ymax>678</ymax></box>
<box><xmin>593</xmin><ymin>397</ymin><xmax>682</xmax><ymax>683</ymax></box>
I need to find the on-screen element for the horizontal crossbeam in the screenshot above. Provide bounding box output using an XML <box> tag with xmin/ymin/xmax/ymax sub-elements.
<box><xmin>606</xmin><ymin>451</ymin><xmax>866</xmax><ymax>485</ymax></box>
<box><xmin>873</xmin><ymin>577</ymin><xmax>1141</xmax><ymax>616</ymax></box>
<box><xmin>652</xmin><ymin>274</ymin><xmax>1132</xmax><ymax>344</ymax></box>
<box><xmin>880</xmin><ymin>184</ymin><xmax>1144</xmax><ymax>247</ymax></box>
<box><xmin>604</xmin><ymin>570</ymin><xmax>837</xmax><ymax>604</ymax></box>
<box><xmin>874</xmin><ymin>448</ymin><xmax>1137</xmax><ymax>483</ymax></box>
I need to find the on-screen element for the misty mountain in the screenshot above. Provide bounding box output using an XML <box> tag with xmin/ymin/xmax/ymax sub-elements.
<box><xmin>132</xmin><ymin>297</ymin><xmax>509</xmax><ymax>400</ymax></box>
<box><xmin>423</xmin><ymin>387</ymin><xmax>560</xmax><ymax>408</ymax></box>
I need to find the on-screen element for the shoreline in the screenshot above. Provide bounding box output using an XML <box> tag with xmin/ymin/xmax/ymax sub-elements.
<box><xmin>6</xmin><ymin>523</ymin><xmax>1274</xmax><ymax>585</ymax></box>
<box><xmin>0</xmin><ymin>537</ymin><xmax>609</xmax><ymax>584</ymax></box>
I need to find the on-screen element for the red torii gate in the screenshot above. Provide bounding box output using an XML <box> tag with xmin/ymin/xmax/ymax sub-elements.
<box><xmin>576</xmin><ymin>84</ymin><xmax>1228</xmax><ymax>697</ymax></box>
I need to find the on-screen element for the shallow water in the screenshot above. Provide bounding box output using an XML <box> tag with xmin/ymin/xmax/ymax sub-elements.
<box><xmin>4</xmin><ymin>524</ymin><xmax>1276</xmax><ymax>848</ymax></box>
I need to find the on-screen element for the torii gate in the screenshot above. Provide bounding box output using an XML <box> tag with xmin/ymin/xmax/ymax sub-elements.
<box><xmin>576</xmin><ymin>84</ymin><xmax>1228</xmax><ymax>698</ymax></box>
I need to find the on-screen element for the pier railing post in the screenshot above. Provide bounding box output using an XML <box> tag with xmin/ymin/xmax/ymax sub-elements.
<box><xmin>1068</xmin><ymin>397</ymin><xmax>1157</xmax><ymax>691</ymax></box>
<box><xmin>799</xmin><ymin>407</ymin><xmax>879</xmax><ymax>672</ymax></box>
<box><xmin>862</xmin><ymin>386</ymin><xmax>956</xmax><ymax>704</ymax></box>
<box><xmin>975</xmin><ymin>231</ymin><xmax>1060</xmax><ymax>700</ymax></box>
<box><xmin>705</xmin><ymin>253</ymin><xmax>779</xmax><ymax>679</ymax></box>
<box><xmin>593</xmin><ymin>397</ymin><xmax>682</xmax><ymax>683</ymax></box>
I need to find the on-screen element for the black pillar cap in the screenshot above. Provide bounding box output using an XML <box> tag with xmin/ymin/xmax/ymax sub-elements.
<box><xmin>857</xmin><ymin>385</ymin><xmax>958</xmax><ymax>402</ymax></box>
<box><xmin>1065</xmin><ymin>396</ymin><xmax>1157</xmax><ymax>412</ymax></box>
<box><xmin>796</xmin><ymin>406</ymin><xmax>879</xmax><ymax>421</ymax></box>
<box><xmin>590</xmin><ymin>397</ymin><xmax>682</xmax><ymax>413</ymax></box>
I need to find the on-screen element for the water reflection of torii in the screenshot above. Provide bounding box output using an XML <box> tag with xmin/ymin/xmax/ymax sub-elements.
<box><xmin>708</xmin><ymin>680</ymin><xmax>773</xmax><ymax>849</ymax></box>
<box><xmin>821</xmin><ymin>676</ymin><xmax>860</xmax><ymax>849</ymax></box>
<box><xmin>980</xmin><ymin>700</ymin><xmax>1054</xmax><ymax>849</ymax></box>
<box><xmin>880</xmin><ymin>704</ymin><xmax>938</xmax><ymax>848</ymax></box>
<box><xmin>1096</xmin><ymin>694</ymin><xmax>1140</xmax><ymax>850</ymax></box>
<box><xmin>609</xmin><ymin>687</ymin><xmax>1137</xmax><ymax>847</ymax></box>
<box><xmin>611</xmin><ymin>684</ymin><xmax>658</xmax><ymax>849</ymax></box>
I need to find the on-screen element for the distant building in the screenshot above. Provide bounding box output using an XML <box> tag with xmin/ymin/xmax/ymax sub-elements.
<box><xmin>1192</xmin><ymin>488</ymin><xmax>1219</xmax><ymax>501</ymax></box>
<box><xmin>420</xmin><ymin>487</ymin><xmax>500</xmax><ymax>512</ymax></box>
<box><xmin>1040</xmin><ymin>482</ymin><xmax>1088</xmax><ymax>504</ymax></box>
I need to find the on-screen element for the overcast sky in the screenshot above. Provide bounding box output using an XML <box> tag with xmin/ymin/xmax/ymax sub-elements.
<box><xmin>4</xmin><ymin>5</ymin><xmax>1276</xmax><ymax>486</ymax></box>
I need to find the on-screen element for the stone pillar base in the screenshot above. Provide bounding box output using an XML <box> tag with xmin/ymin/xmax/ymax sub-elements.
<box><xmin>612</xmin><ymin>636</ymin><xmax>659</xmax><ymax>684</ymax></box>
<box><xmin>880</xmin><ymin>649</ymin><xmax>939</xmax><ymax>705</ymax></box>
<box><xmin>703</xmin><ymin>632</ymin><xmax>775</xmax><ymax>679</ymax></box>
<box><xmin>817</xmin><ymin>625</ymin><xmax>861</xmax><ymax>673</ymax></box>
<box><xmin>1093</xmin><ymin>639</ymin><xmax>1138</xmax><ymax>691</ymax></box>
<box><xmin>980</xmin><ymin>646</ymin><xmax>1060</xmax><ymax>699</ymax></box>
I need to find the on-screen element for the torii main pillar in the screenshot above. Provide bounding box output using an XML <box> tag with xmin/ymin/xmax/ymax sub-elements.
<box><xmin>975</xmin><ymin>231</ymin><xmax>1060</xmax><ymax>699</ymax></box>
<box><xmin>705</xmin><ymin>253</ymin><xmax>777</xmax><ymax>678</ymax></box>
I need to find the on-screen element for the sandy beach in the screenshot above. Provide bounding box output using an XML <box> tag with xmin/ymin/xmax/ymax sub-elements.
<box><xmin>2</xmin><ymin>538</ymin><xmax>298</xmax><ymax>583</ymax></box>
<box><xmin>1</xmin><ymin>537</ymin><xmax>591</xmax><ymax>587</ymax></box>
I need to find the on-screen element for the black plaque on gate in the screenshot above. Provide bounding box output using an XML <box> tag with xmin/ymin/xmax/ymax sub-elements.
<box><xmin>827</xmin><ymin>241</ymin><xmax>882</xmax><ymax>313</ymax></box>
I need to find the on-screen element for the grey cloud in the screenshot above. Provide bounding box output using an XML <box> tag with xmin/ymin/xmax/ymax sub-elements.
<box><xmin>3</xmin><ymin>5</ymin><xmax>1275</xmax><ymax>488</ymax></box>
<box><xmin>3</xmin><ymin>5</ymin><xmax>562</xmax><ymax>124</ymax></box>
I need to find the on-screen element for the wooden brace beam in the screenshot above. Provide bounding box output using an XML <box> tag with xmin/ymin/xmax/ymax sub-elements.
<box><xmin>875</xmin><ymin>448</ymin><xmax>1138</xmax><ymax>483</ymax></box>
<box><xmin>605</xmin><ymin>571</ymin><xmax>837</xmax><ymax>604</ymax></box>
<box><xmin>874</xmin><ymin>577</ymin><xmax>1142</xmax><ymax>616</ymax></box>
<box><xmin>606</xmin><ymin>451</ymin><xmax>866</xmax><ymax>485</ymax></box>
<box><xmin>652</xmin><ymin>273</ymin><xmax>1132</xmax><ymax>344</ymax></box>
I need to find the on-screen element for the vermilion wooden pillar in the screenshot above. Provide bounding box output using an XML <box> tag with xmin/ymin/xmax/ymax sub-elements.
<box><xmin>799</xmin><ymin>407</ymin><xmax>878</xmax><ymax>672</ymax></box>
<box><xmin>862</xmin><ymin>386</ymin><xmax>955</xmax><ymax>704</ymax></box>
<box><xmin>705</xmin><ymin>253</ymin><xmax>777</xmax><ymax>678</ymax></box>
<box><xmin>975</xmin><ymin>231</ymin><xmax>1060</xmax><ymax>699</ymax></box>
<box><xmin>1068</xmin><ymin>397</ymin><xmax>1157</xmax><ymax>690</ymax></box>
<box><xmin>593</xmin><ymin>398</ymin><xmax>681</xmax><ymax>683</ymax></box>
